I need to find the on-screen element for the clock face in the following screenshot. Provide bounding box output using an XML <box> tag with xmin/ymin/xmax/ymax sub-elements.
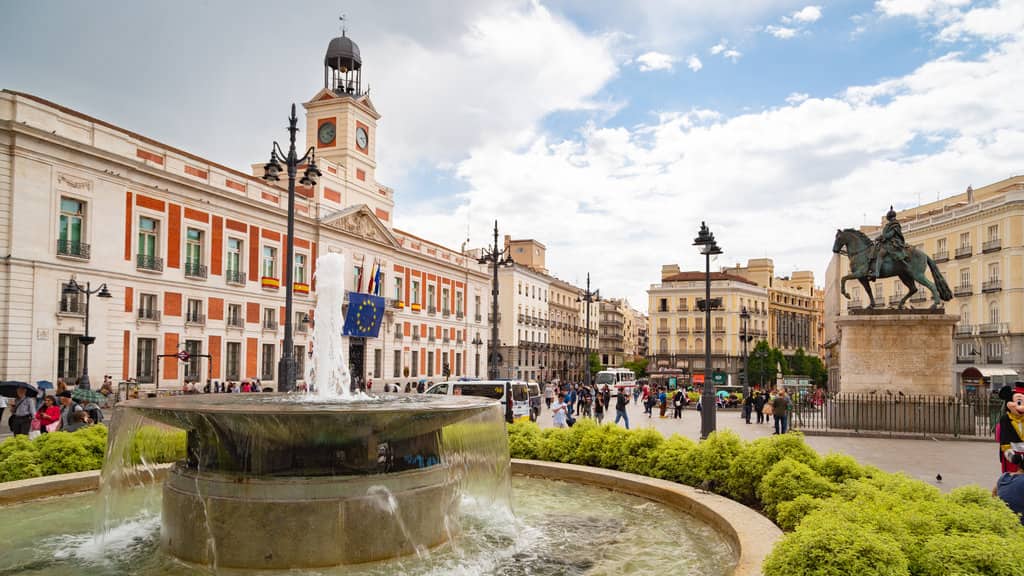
<box><xmin>318</xmin><ymin>122</ymin><xmax>336</xmax><ymax>145</ymax></box>
<box><xmin>356</xmin><ymin>127</ymin><xmax>368</xmax><ymax>150</ymax></box>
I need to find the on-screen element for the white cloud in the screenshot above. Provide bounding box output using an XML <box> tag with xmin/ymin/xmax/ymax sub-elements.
<box><xmin>875</xmin><ymin>0</ymin><xmax>969</xmax><ymax>19</ymax></box>
<box><xmin>766</xmin><ymin>25</ymin><xmax>798</xmax><ymax>39</ymax></box>
<box><xmin>710</xmin><ymin>40</ymin><xmax>728</xmax><ymax>55</ymax></box>
<box><xmin>791</xmin><ymin>5</ymin><xmax>823</xmax><ymax>23</ymax></box>
<box><xmin>402</xmin><ymin>5</ymin><xmax>1024</xmax><ymax>311</ymax></box>
<box><xmin>709</xmin><ymin>39</ymin><xmax>742</xmax><ymax>61</ymax></box>
<box><xmin>723</xmin><ymin>49</ymin><xmax>743</xmax><ymax>62</ymax></box>
<box><xmin>937</xmin><ymin>0</ymin><xmax>1024</xmax><ymax>41</ymax></box>
<box><xmin>636</xmin><ymin>51</ymin><xmax>676</xmax><ymax>72</ymax></box>
<box><xmin>785</xmin><ymin>92</ymin><xmax>810</xmax><ymax>104</ymax></box>
<box><xmin>686</xmin><ymin>54</ymin><xmax>703</xmax><ymax>72</ymax></box>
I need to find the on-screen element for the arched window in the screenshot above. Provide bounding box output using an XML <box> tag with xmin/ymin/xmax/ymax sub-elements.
<box><xmin>694</xmin><ymin>338</ymin><xmax>703</xmax><ymax>352</ymax></box>
<box><xmin>678</xmin><ymin>338</ymin><xmax>687</xmax><ymax>353</ymax></box>
<box><xmin>714</xmin><ymin>338</ymin><xmax>724</xmax><ymax>354</ymax></box>
<box><xmin>659</xmin><ymin>338</ymin><xmax>668</xmax><ymax>354</ymax></box>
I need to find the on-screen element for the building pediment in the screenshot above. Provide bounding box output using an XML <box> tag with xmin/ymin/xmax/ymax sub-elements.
<box><xmin>321</xmin><ymin>204</ymin><xmax>399</xmax><ymax>248</ymax></box>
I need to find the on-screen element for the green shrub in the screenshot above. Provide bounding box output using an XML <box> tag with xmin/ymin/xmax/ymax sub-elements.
<box><xmin>0</xmin><ymin>449</ymin><xmax>42</xmax><ymax>482</ymax></box>
<box><xmin>725</xmin><ymin>432</ymin><xmax>821</xmax><ymax>503</ymax></box>
<box><xmin>76</xmin><ymin>424</ymin><xmax>108</xmax><ymax>462</ymax></box>
<box><xmin>0</xmin><ymin>434</ymin><xmax>35</xmax><ymax>460</ymax></box>
<box><xmin>128</xmin><ymin>426</ymin><xmax>186</xmax><ymax>465</ymax></box>
<box><xmin>763</xmin><ymin>519</ymin><xmax>910</xmax><ymax>576</ymax></box>
<box><xmin>536</xmin><ymin>427</ymin><xmax>574</xmax><ymax>462</ymax></box>
<box><xmin>567</xmin><ymin>423</ymin><xmax>624</xmax><ymax>467</ymax></box>
<box><xmin>507</xmin><ymin>421</ymin><xmax>542</xmax><ymax>460</ymax></box>
<box><xmin>757</xmin><ymin>458</ymin><xmax>834</xmax><ymax>518</ymax></box>
<box><xmin>817</xmin><ymin>452</ymin><xmax>865</xmax><ymax>484</ymax></box>
<box><xmin>34</xmin><ymin>431</ymin><xmax>100</xmax><ymax>475</ymax></box>
<box><xmin>917</xmin><ymin>533</ymin><xmax>1024</xmax><ymax>576</ymax></box>
<box><xmin>647</xmin><ymin>434</ymin><xmax>697</xmax><ymax>482</ymax></box>
<box><xmin>775</xmin><ymin>494</ymin><xmax>823</xmax><ymax>532</ymax></box>
<box><xmin>615</xmin><ymin>428</ymin><xmax>664</xmax><ymax>475</ymax></box>
<box><xmin>676</xmin><ymin>429</ymin><xmax>742</xmax><ymax>489</ymax></box>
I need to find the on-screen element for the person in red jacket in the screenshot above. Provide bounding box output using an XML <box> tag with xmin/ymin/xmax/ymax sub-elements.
<box><xmin>34</xmin><ymin>395</ymin><xmax>61</xmax><ymax>433</ymax></box>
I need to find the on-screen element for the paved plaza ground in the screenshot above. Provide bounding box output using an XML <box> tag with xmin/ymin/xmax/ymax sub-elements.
<box><xmin>533</xmin><ymin>400</ymin><xmax>999</xmax><ymax>492</ymax></box>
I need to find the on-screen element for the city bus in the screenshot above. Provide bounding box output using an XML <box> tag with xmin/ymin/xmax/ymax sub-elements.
<box><xmin>594</xmin><ymin>368</ymin><xmax>637</xmax><ymax>392</ymax></box>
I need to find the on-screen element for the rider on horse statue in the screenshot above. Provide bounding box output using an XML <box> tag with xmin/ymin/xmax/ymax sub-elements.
<box><xmin>870</xmin><ymin>206</ymin><xmax>909</xmax><ymax>281</ymax></box>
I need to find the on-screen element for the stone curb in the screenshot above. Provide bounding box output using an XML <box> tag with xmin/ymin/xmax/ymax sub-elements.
<box><xmin>0</xmin><ymin>463</ymin><xmax>174</xmax><ymax>506</ymax></box>
<box><xmin>511</xmin><ymin>459</ymin><xmax>781</xmax><ymax>576</ymax></box>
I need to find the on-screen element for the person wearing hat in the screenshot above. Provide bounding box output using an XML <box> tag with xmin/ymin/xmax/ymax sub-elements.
<box><xmin>7</xmin><ymin>386</ymin><xmax>36</xmax><ymax>436</ymax></box>
<box><xmin>869</xmin><ymin>206</ymin><xmax>908</xmax><ymax>281</ymax></box>
<box><xmin>57</xmin><ymin>390</ymin><xmax>85</xmax><ymax>432</ymax></box>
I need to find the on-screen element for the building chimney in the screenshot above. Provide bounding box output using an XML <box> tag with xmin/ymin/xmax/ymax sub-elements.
<box><xmin>966</xmin><ymin>185</ymin><xmax>974</xmax><ymax>203</ymax></box>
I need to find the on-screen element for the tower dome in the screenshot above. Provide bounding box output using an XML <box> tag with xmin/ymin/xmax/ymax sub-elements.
<box><xmin>324</xmin><ymin>33</ymin><xmax>363</xmax><ymax>96</ymax></box>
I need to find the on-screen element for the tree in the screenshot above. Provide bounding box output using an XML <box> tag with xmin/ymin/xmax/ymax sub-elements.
<box><xmin>587</xmin><ymin>353</ymin><xmax>604</xmax><ymax>379</ymax></box>
<box><xmin>623</xmin><ymin>357</ymin><xmax>649</xmax><ymax>379</ymax></box>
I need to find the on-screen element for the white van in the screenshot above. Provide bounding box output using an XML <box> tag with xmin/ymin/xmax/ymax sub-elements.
<box><xmin>424</xmin><ymin>380</ymin><xmax>532</xmax><ymax>422</ymax></box>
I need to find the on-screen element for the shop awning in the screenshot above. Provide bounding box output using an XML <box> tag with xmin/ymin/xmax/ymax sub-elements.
<box><xmin>961</xmin><ymin>366</ymin><xmax>1019</xmax><ymax>379</ymax></box>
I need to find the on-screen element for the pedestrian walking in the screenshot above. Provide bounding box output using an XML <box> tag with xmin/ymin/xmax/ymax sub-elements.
<box><xmin>672</xmin><ymin>389</ymin><xmax>684</xmax><ymax>419</ymax></box>
<box><xmin>632</xmin><ymin>385</ymin><xmax>641</xmax><ymax>405</ymax></box>
<box><xmin>594</xmin><ymin>389</ymin><xmax>605</xmax><ymax>424</ymax></box>
<box><xmin>7</xmin><ymin>386</ymin><xmax>36</xmax><ymax>436</ymax></box>
<box><xmin>551</xmin><ymin>393</ymin><xmax>568</xmax><ymax>429</ymax></box>
<box><xmin>772</xmin><ymin>390</ymin><xmax>791</xmax><ymax>434</ymax></box>
<box><xmin>754</xmin><ymin>391</ymin><xmax>766</xmax><ymax>424</ymax></box>
<box><xmin>544</xmin><ymin>383</ymin><xmax>554</xmax><ymax>409</ymax></box>
<box><xmin>32</xmin><ymin>395</ymin><xmax>61</xmax><ymax>437</ymax></box>
<box><xmin>614</xmin><ymin>389</ymin><xmax>630</xmax><ymax>430</ymax></box>
<box><xmin>658</xmin><ymin>388</ymin><xmax>668</xmax><ymax>418</ymax></box>
<box><xmin>743</xmin><ymin>393</ymin><xmax>754</xmax><ymax>424</ymax></box>
<box><xmin>57</xmin><ymin>390</ymin><xmax>85</xmax><ymax>432</ymax></box>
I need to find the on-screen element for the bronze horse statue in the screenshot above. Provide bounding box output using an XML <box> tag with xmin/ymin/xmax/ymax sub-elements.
<box><xmin>832</xmin><ymin>228</ymin><xmax>952</xmax><ymax>309</ymax></box>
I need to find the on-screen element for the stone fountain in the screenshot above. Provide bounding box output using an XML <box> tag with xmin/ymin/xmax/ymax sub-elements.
<box><xmin>114</xmin><ymin>253</ymin><xmax>507</xmax><ymax>570</ymax></box>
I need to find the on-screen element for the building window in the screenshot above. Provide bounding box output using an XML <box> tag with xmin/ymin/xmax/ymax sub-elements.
<box><xmin>137</xmin><ymin>216</ymin><xmax>160</xmax><ymax>270</ymax></box>
<box><xmin>714</xmin><ymin>318</ymin><xmax>724</xmax><ymax>331</ymax></box>
<box><xmin>959</xmin><ymin>232</ymin><xmax>970</xmax><ymax>249</ymax></box>
<box><xmin>937</xmin><ymin>237</ymin><xmax>947</xmax><ymax>252</ymax></box>
<box><xmin>136</xmin><ymin>337</ymin><xmax>157</xmax><ymax>384</ymax></box>
<box><xmin>393</xmin><ymin>350</ymin><xmax>402</xmax><ymax>378</ymax></box>
<box><xmin>678</xmin><ymin>338</ymin><xmax>687</xmax><ymax>353</ymax></box>
<box><xmin>353</xmin><ymin>265</ymin><xmax>362</xmax><ymax>291</ymax></box>
<box><xmin>373</xmin><ymin>348</ymin><xmax>382</xmax><ymax>378</ymax></box>
<box><xmin>262</xmin><ymin>246</ymin><xmax>277</xmax><ymax>278</ymax></box>
<box><xmin>263</xmin><ymin>307</ymin><xmax>277</xmax><ymax>329</ymax></box>
<box><xmin>261</xmin><ymin>344</ymin><xmax>275</xmax><ymax>380</ymax></box>
<box><xmin>139</xmin><ymin>293</ymin><xmax>159</xmax><ymax>321</ymax></box>
<box><xmin>714</xmin><ymin>338</ymin><xmax>724</xmax><ymax>354</ymax></box>
<box><xmin>960</xmin><ymin>268</ymin><xmax>970</xmax><ymax>287</ymax></box>
<box><xmin>442</xmin><ymin>287</ymin><xmax>450</xmax><ymax>314</ymax></box>
<box><xmin>988</xmin><ymin>262</ymin><xmax>1000</xmax><ymax>281</ymax></box>
<box><xmin>186</xmin><ymin>298</ymin><xmax>203</xmax><ymax>324</ymax></box>
<box><xmin>185</xmin><ymin>228</ymin><xmax>204</xmax><ymax>277</ymax></box>
<box><xmin>455</xmin><ymin>352</ymin><xmax>462</xmax><ymax>376</ymax></box>
<box><xmin>394</xmin><ymin>277</ymin><xmax>403</xmax><ymax>302</ymax></box>
<box><xmin>987</xmin><ymin>341</ymin><xmax>1003</xmax><ymax>360</ymax></box>
<box><xmin>427</xmin><ymin>285</ymin><xmax>436</xmax><ymax>311</ymax></box>
<box><xmin>427</xmin><ymin>351</ymin><xmax>434</xmax><ymax>377</ymax></box>
<box><xmin>658</xmin><ymin>338</ymin><xmax>668</xmax><ymax>354</ymax></box>
<box><xmin>990</xmin><ymin>302</ymin><xmax>1000</xmax><ymax>325</ymax></box>
<box><xmin>412</xmin><ymin>280</ymin><xmax>421</xmax><ymax>305</ymax></box>
<box><xmin>184</xmin><ymin>340</ymin><xmax>202</xmax><ymax>380</ymax></box>
<box><xmin>227</xmin><ymin>238</ymin><xmax>244</xmax><ymax>283</ymax></box>
<box><xmin>57</xmin><ymin>333</ymin><xmax>83</xmax><ymax>380</ymax></box>
<box><xmin>294</xmin><ymin>346</ymin><xmax>305</xmax><ymax>380</ymax></box>
<box><xmin>58</xmin><ymin>197</ymin><xmax>87</xmax><ymax>256</ymax></box>
<box><xmin>225</xmin><ymin>342</ymin><xmax>242</xmax><ymax>380</ymax></box>
<box><xmin>659</xmin><ymin>298</ymin><xmax>668</xmax><ymax>312</ymax></box>
<box><xmin>295</xmin><ymin>253</ymin><xmax>307</xmax><ymax>284</ymax></box>
<box><xmin>475</xmin><ymin>295</ymin><xmax>481</xmax><ymax>318</ymax></box>
<box><xmin>411</xmin><ymin>351</ymin><xmax>419</xmax><ymax>377</ymax></box>
<box><xmin>227</xmin><ymin>303</ymin><xmax>243</xmax><ymax>327</ymax></box>
<box><xmin>59</xmin><ymin>282</ymin><xmax>84</xmax><ymax>314</ymax></box>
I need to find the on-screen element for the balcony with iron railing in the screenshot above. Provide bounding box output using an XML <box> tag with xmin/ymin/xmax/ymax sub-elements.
<box><xmin>983</xmin><ymin>279</ymin><xmax>1002</xmax><ymax>293</ymax></box>
<box><xmin>657</xmin><ymin>327</ymin><xmax>671</xmax><ymax>335</ymax></box>
<box><xmin>185</xmin><ymin>313</ymin><xmax>205</xmax><ymax>326</ymax></box>
<box><xmin>954</xmin><ymin>284</ymin><xmax>972</xmax><ymax>297</ymax></box>
<box><xmin>979</xmin><ymin>322</ymin><xmax>1009</xmax><ymax>335</ymax></box>
<box><xmin>442</xmin><ymin>307</ymin><xmax>451</xmax><ymax>318</ymax></box>
<box><xmin>957</xmin><ymin>354</ymin><xmax>975</xmax><ymax>364</ymax></box>
<box><xmin>296</xmin><ymin>322</ymin><xmax>308</xmax><ymax>334</ymax></box>
<box><xmin>428</xmin><ymin>334</ymin><xmax>436</xmax><ymax>343</ymax></box>
<box><xmin>262</xmin><ymin>318</ymin><xmax>278</xmax><ymax>331</ymax></box>
<box><xmin>988</xmin><ymin>350</ymin><xmax>1003</xmax><ymax>364</ymax></box>
<box><xmin>955</xmin><ymin>324</ymin><xmax>975</xmax><ymax>337</ymax></box>
<box><xmin>137</xmin><ymin>308</ymin><xmax>161</xmax><ymax>322</ymax></box>
<box><xmin>910</xmin><ymin>292</ymin><xmax>927</xmax><ymax>303</ymax></box>
<box><xmin>488</xmin><ymin>313</ymin><xmax>501</xmax><ymax>322</ymax></box>
<box><xmin>712</xmin><ymin>326</ymin><xmax>727</xmax><ymax>334</ymax></box>
<box><xmin>225</xmin><ymin>269</ymin><xmax>246</xmax><ymax>286</ymax></box>
<box><xmin>955</xmin><ymin>245</ymin><xmax>973</xmax><ymax>259</ymax></box>
<box><xmin>185</xmin><ymin>260</ymin><xmax>207</xmax><ymax>279</ymax></box>
<box><xmin>888</xmin><ymin>295</ymin><xmax>903</xmax><ymax>306</ymax></box>
<box><xmin>56</xmin><ymin>239</ymin><xmax>90</xmax><ymax>260</ymax></box>
<box><xmin>933</xmin><ymin>250</ymin><xmax>949</xmax><ymax>262</ymax></box>
<box><xmin>136</xmin><ymin>254</ymin><xmax>163</xmax><ymax>272</ymax></box>
<box><xmin>847</xmin><ymin>299</ymin><xmax>863</xmax><ymax>310</ymax></box>
<box><xmin>983</xmin><ymin>238</ymin><xmax>1002</xmax><ymax>253</ymax></box>
<box><xmin>226</xmin><ymin>316</ymin><xmax>244</xmax><ymax>328</ymax></box>
<box><xmin>456</xmin><ymin>311</ymin><xmax>464</xmax><ymax>320</ymax></box>
<box><xmin>58</xmin><ymin>297</ymin><xmax>85</xmax><ymax>315</ymax></box>
<box><xmin>475</xmin><ymin>313</ymin><xmax>482</xmax><ymax>322</ymax></box>
<box><xmin>443</xmin><ymin>336</ymin><xmax>451</xmax><ymax>344</ymax></box>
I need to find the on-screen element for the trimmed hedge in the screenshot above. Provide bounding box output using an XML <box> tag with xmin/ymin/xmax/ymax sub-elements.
<box><xmin>507</xmin><ymin>421</ymin><xmax>1024</xmax><ymax>576</ymax></box>
<box><xmin>0</xmin><ymin>425</ymin><xmax>186</xmax><ymax>482</ymax></box>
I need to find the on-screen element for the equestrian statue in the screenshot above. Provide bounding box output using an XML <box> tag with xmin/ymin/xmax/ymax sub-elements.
<box><xmin>832</xmin><ymin>206</ymin><xmax>953</xmax><ymax>309</ymax></box>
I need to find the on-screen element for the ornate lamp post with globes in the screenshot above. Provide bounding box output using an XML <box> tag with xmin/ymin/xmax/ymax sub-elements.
<box><xmin>577</xmin><ymin>273</ymin><xmax>600</xmax><ymax>388</ymax></box>
<box><xmin>477</xmin><ymin>221</ymin><xmax>514</xmax><ymax>379</ymax></box>
<box><xmin>262</xmin><ymin>104</ymin><xmax>323</xmax><ymax>393</ymax></box>
<box><xmin>62</xmin><ymin>279</ymin><xmax>112</xmax><ymax>390</ymax></box>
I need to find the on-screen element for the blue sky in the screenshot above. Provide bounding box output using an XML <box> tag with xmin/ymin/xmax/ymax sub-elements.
<box><xmin>3</xmin><ymin>1</ymin><xmax>1024</xmax><ymax>309</ymax></box>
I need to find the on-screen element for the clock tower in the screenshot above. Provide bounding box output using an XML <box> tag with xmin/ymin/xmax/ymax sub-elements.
<box><xmin>303</xmin><ymin>31</ymin><xmax>380</xmax><ymax>188</ymax></box>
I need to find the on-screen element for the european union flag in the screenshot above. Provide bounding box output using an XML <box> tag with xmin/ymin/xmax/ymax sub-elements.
<box><xmin>343</xmin><ymin>293</ymin><xmax>385</xmax><ymax>338</ymax></box>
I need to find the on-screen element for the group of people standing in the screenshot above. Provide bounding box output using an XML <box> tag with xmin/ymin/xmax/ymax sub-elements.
<box><xmin>547</xmin><ymin>382</ymin><xmax>633</xmax><ymax>430</ymax></box>
<box><xmin>5</xmin><ymin>383</ymin><xmax>102</xmax><ymax>438</ymax></box>
<box><xmin>742</xmin><ymin>389</ymin><xmax>792</xmax><ymax>434</ymax></box>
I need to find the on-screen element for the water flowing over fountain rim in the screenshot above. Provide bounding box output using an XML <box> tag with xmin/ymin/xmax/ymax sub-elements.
<box><xmin>117</xmin><ymin>393</ymin><xmax>499</xmax><ymax>416</ymax></box>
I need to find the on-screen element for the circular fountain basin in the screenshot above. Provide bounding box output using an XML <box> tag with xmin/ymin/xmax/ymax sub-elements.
<box><xmin>118</xmin><ymin>394</ymin><xmax>499</xmax><ymax>569</ymax></box>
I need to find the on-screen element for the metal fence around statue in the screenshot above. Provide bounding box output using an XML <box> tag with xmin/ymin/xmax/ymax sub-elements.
<box><xmin>789</xmin><ymin>392</ymin><xmax>1000</xmax><ymax>438</ymax></box>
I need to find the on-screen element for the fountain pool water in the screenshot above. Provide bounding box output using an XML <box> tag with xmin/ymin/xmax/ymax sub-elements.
<box><xmin>0</xmin><ymin>476</ymin><xmax>737</xmax><ymax>575</ymax></box>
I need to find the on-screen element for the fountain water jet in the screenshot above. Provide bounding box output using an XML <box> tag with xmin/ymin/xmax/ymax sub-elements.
<box><xmin>306</xmin><ymin>252</ymin><xmax>352</xmax><ymax>399</ymax></box>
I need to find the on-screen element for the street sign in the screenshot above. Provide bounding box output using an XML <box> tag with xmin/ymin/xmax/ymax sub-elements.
<box><xmin>711</xmin><ymin>372</ymin><xmax>726</xmax><ymax>384</ymax></box>
<box><xmin>177</xmin><ymin>350</ymin><xmax>191</xmax><ymax>362</ymax></box>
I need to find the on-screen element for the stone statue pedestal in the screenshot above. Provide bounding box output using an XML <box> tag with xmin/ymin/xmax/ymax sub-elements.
<box><xmin>836</xmin><ymin>311</ymin><xmax>957</xmax><ymax>396</ymax></box>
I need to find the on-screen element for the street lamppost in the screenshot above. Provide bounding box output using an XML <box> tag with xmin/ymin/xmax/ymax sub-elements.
<box><xmin>754</xmin><ymin>347</ymin><xmax>769</xmax><ymax>389</ymax></box>
<box><xmin>62</xmin><ymin>279</ymin><xmax>112</xmax><ymax>390</ymax></box>
<box><xmin>739</xmin><ymin>306</ymin><xmax>754</xmax><ymax>400</ymax></box>
<box><xmin>472</xmin><ymin>332</ymin><xmax>483</xmax><ymax>377</ymax></box>
<box><xmin>693</xmin><ymin>221</ymin><xmax>722</xmax><ymax>439</ymax></box>
<box><xmin>477</xmin><ymin>221</ymin><xmax>513</xmax><ymax>379</ymax></box>
<box><xmin>577</xmin><ymin>273</ymin><xmax>600</xmax><ymax>388</ymax></box>
<box><xmin>262</xmin><ymin>104</ymin><xmax>322</xmax><ymax>393</ymax></box>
